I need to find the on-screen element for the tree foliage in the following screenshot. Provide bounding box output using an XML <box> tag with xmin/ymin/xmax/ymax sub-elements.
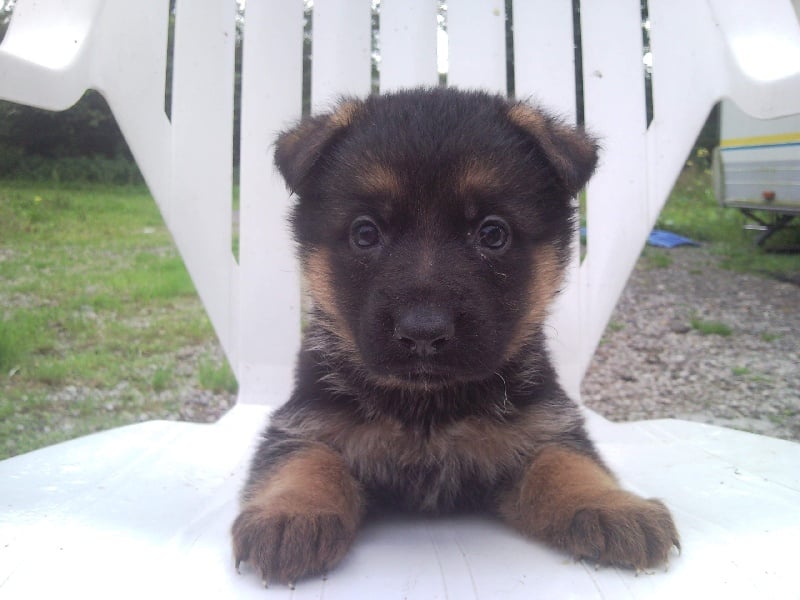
<box><xmin>0</xmin><ymin>92</ymin><xmax>130</xmax><ymax>159</ymax></box>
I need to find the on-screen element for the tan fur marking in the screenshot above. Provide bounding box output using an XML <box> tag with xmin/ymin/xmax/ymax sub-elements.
<box><xmin>507</xmin><ymin>103</ymin><xmax>549</xmax><ymax>137</ymax></box>
<box><xmin>329</xmin><ymin>99</ymin><xmax>362</xmax><ymax>130</ymax></box>
<box><xmin>245</xmin><ymin>445</ymin><xmax>363</xmax><ymax>525</ymax></box>
<box><xmin>498</xmin><ymin>446</ymin><xmax>679</xmax><ymax>569</ymax></box>
<box><xmin>356</xmin><ymin>163</ymin><xmax>403</xmax><ymax>197</ymax></box>
<box><xmin>457</xmin><ymin>159</ymin><xmax>502</xmax><ymax>199</ymax></box>
<box><xmin>499</xmin><ymin>447</ymin><xmax>618</xmax><ymax>525</ymax></box>
<box><xmin>504</xmin><ymin>243</ymin><xmax>564</xmax><ymax>360</ymax></box>
<box><xmin>304</xmin><ymin>249</ymin><xmax>357</xmax><ymax>351</ymax></box>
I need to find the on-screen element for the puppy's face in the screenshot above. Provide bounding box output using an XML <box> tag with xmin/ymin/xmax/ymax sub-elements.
<box><xmin>276</xmin><ymin>89</ymin><xmax>597</xmax><ymax>388</ymax></box>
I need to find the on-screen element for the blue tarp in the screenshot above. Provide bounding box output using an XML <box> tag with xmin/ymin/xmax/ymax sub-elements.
<box><xmin>646</xmin><ymin>229</ymin><xmax>700</xmax><ymax>248</ymax></box>
<box><xmin>579</xmin><ymin>228</ymin><xmax>699</xmax><ymax>248</ymax></box>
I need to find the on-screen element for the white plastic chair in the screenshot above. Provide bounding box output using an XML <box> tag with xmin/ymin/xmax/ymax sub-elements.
<box><xmin>1</xmin><ymin>1</ymin><xmax>799</xmax><ymax>597</ymax></box>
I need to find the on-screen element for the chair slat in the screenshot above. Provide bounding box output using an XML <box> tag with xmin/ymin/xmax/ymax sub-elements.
<box><xmin>236</xmin><ymin>0</ymin><xmax>305</xmax><ymax>403</ymax></box>
<box><xmin>169</xmin><ymin>0</ymin><xmax>238</xmax><ymax>366</ymax></box>
<box><xmin>579</xmin><ymin>0</ymin><xmax>650</xmax><ymax>377</ymax></box>
<box><xmin>311</xmin><ymin>0</ymin><xmax>373</xmax><ymax>109</ymax></box>
<box><xmin>512</xmin><ymin>0</ymin><xmax>577</xmax><ymax>119</ymax></box>
<box><xmin>379</xmin><ymin>0</ymin><xmax>439</xmax><ymax>91</ymax></box>
<box><xmin>447</xmin><ymin>0</ymin><xmax>507</xmax><ymax>93</ymax></box>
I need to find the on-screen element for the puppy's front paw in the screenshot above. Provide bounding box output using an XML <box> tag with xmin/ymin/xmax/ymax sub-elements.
<box><xmin>231</xmin><ymin>445</ymin><xmax>364</xmax><ymax>586</ymax></box>
<box><xmin>232</xmin><ymin>505</ymin><xmax>357</xmax><ymax>585</ymax></box>
<box><xmin>565</xmin><ymin>492</ymin><xmax>679</xmax><ymax>570</ymax></box>
<box><xmin>498</xmin><ymin>447</ymin><xmax>680</xmax><ymax>571</ymax></box>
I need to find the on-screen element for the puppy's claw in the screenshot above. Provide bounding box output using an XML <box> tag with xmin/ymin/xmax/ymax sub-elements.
<box><xmin>259</xmin><ymin>568</ymin><xmax>270</xmax><ymax>589</ymax></box>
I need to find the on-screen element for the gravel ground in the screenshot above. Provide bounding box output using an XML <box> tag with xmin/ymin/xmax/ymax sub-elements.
<box><xmin>582</xmin><ymin>246</ymin><xmax>800</xmax><ymax>442</ymax></box>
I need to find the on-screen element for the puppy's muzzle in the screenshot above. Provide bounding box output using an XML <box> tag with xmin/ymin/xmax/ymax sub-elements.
<box><xmin>393</xmin><ymin>305</ymin><xmax>454</xmax><ymax>358</ymax></box>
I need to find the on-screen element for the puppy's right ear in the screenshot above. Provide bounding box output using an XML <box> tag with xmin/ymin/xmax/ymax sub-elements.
<box><xmin>274</xmin><ymin>99</ymin><xmax>363</xmax><ymax>192</ymax></box>
<box><xmin>506</xmin><ymin>101</ymin><xmax>599</xmax><ymax>198</ymax></box>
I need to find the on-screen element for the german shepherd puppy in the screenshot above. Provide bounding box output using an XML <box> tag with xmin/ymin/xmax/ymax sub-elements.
<box><xmin>232</xmin><ymin>88</ymin><xmax>679</xmax><ymax>586</ymax></box>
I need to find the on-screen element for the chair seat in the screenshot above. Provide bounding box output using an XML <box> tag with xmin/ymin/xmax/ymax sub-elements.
<box><xmin>1</xmin><ymin>407</ymin><xmax>797</xmax><ymax>599</ymax></box>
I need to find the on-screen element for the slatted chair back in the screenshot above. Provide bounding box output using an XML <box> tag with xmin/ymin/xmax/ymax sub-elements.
<box><xmin>2</xmin><ymin>0</ymin><xmax>799</xmax><ymax>403</ymax></box>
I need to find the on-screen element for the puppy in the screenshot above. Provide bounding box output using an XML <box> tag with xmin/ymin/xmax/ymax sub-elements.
<box><xmin>231</xmin><ymin>88</ymin><xmax>679</xmax><ymax>586</ymax></box>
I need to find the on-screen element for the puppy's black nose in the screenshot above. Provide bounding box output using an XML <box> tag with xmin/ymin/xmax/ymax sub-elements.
<box><xmin>394</xmin><ymin>305</ymin><xmax>454</xmax><ymax>357</ymax></box>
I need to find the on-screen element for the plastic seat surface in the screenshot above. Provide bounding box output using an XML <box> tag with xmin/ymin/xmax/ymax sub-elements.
<box><xmin>2</xmin><ymin>407</ymin><xmax>799</xmax><ymax>599</ymax></box>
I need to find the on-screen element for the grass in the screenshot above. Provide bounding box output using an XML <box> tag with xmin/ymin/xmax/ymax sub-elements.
<box><xmin>690</xmin><ymin>317</ymin><xmax>733</xmax><ymax>337</ymax></box>
<box><xmin>640</xmin><ymin>248</ymin><xmax>673</xmax><ymax>270</ymax></box>
<box><xmin>198</xmin><ymin>355</ymin><xmax>238</xmax><ymax>394</ymax></box>
<box><xmin>151</xmin><ymin>366</ymin><xmax>174</xmax><ymax>393</ymax></box>
<box><xmin>0</xmin><ymin>181</ymin><xmax>235</xmax><ymax>459</ymax></box>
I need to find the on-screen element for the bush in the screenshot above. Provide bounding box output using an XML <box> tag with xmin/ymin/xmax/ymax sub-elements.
<box><xmin>0</xmin><ymin>153</ymin><xmax>144</xmax><ymax>185</ymax></box>
<box><xmin>0</xmin><ymin>144</ymin><xmax>25</xmax><ymax>175</ymax></box>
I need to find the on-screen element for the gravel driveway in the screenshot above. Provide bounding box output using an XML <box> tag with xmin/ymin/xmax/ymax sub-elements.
<box><xmin>582</xmin><ymin>246</ymin><xmax>799</xmax><ymax>442</ymax></box>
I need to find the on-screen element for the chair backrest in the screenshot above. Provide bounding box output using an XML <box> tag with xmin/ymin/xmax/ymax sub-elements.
<box><xmin>1</xmin><ymin>0</ymin><xmax>799</xmax><ymax>403</ymax></box>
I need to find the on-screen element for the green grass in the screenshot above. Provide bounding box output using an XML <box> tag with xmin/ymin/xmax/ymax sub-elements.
<box><xmin>690</xmin><ymin>317</ymin><xmax>733</xmax><ymax>337</ymax></box>
<box><xmin>152</xmin><ymin>366</ymin><xmax>174</xmax><ymax>393</ymax></box>
<box><xmin>198</xmin><ymin>355</ymin><xmax>238</xmax><ymax>394</ymax></box>
<box><xmin>0</xmin><ymin>181</ymin><xmax>234</xmax><ymax>459</ymax></box>
<box><xmin>640</xmin><ymin>248</ymin><xmax>673</xmax><ymax>270</ymax></box>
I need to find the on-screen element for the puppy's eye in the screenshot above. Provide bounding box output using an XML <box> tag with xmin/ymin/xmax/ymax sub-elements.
<box><xmin>477</xmin><ymin>217</ymin><xmax>510</xmax><ymax>250</ymax></box>
<box><xmin>350</xmin><ymin>217</ymin><xmax>382</xmax><ymax>249</ymax></box>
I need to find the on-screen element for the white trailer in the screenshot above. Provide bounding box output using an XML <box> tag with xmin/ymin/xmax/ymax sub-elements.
<box><xmin>713</xmin><ymin>100</ymin><xmax>800</xmax><ymax>245</ymax></box>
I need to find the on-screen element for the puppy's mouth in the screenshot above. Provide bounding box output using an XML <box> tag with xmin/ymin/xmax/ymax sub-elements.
<box><xmin>357</xmin><ymin>304</ymin><xmax>499</xmax><ymax>388</ymax></box>
<box><xmin>364</xmin><ymin>346</ymin><xmax>491</xmax><ymax>389</ymax></box>
<box><xmin>366</xmin><ymin>361</ymin><xmax>464</xmax><ymax>390</ymax></box>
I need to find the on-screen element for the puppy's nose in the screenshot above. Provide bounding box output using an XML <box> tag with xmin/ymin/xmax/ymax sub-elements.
<box><xmin>394</xmin><ymin>305</ymin><xmax>454</xmax><ymax>357</ymax></box>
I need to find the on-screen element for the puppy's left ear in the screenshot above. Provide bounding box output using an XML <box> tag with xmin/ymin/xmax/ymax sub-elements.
<box><xmin>507</xmin><ymin>102</ymin><xmax>599</xmax><ymax>197</ymax></box>
<box><xmin>274</xmin><ymin>99</ymin><xmax>363</xmax><ymax>193</ymax></box>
